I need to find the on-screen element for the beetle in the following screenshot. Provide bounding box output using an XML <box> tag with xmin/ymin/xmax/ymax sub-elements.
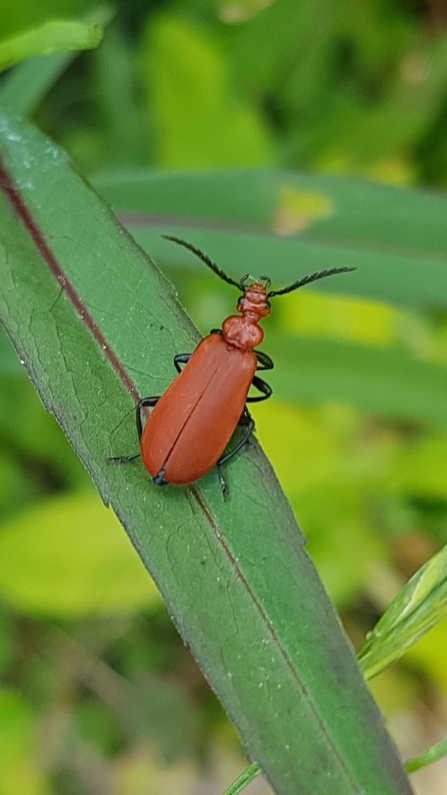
<box><xmin>112</xmin><ymin>236</ymin><xmax>355</xmax><ymax>494</ymax></box>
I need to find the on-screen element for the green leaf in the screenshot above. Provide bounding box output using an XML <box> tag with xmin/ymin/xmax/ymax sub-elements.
<box><xmin>94</xmin><ymin>168</ymin><xmax>447</xmax><ymax>309</ymax></box>
<box><xmin>0</xmin><ymin>112</ymin><xmax>413</xmax><ymax>793</ymax></box>
<box><xmin>267</xmin><ymin>336</ymin><xmax>447</xmax><ymax>430</ymax></box>
<box><xmin>94</xmin><ymin>168</ymin><xmax>276</xmax><ymax>226</ymax></box>
<box><xmin>357</xmin><ymin>544</ymin><xmax>447</xmax><ymax>680</ymax></box>
<box><xmin>0</xmin><ymin>18</ymin><xmax>103</xmax><ymax>73</ymax></box>
<box><xmin>0</xmin><ymin>493</ymin><xmax>159</xmax><ymax>618</ymax></box>
<box><xmin>0</xmin><ymin>7</ymin><xmax>113</xmax><ymax>114</ymax></box>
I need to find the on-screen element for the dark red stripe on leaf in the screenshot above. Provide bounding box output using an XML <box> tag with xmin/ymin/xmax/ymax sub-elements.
<box><xmin>0</xmin><ymin>160</ymin><xmax>138</xmax><ymax>400</ymax></box>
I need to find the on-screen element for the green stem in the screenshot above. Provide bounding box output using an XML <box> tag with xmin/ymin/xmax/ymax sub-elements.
<box><xmin>222</xmin><ymin>763</ymin><xmax>261</xmax><ymax>795</ymax></box>
<box><xmin>405</xmin><ymin>736</ymin><xmax>447</xmax><ymax>773</ymax></box>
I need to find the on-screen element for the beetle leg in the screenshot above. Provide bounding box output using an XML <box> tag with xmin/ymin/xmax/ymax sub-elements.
<box><xmin>174</xmin><ymin>354</ymin><xmax>191</xmax><ymax>374</ymax></box>
<box><xmin>153</xmin><ymin>468</ymin><xmax>167</xmax><ymax>487</ymax></box>
<box><xmin>216</xmin><ymin>465</ymin><xmax>229</xmax><ymax>499</ymax></box>
<box><xmin>215</xmin><ymin>412</ymin><xmax>255</xmax><ymax>497</ymax></box>
<box><xmin>108</xmin><ymin>452</ymin><xmax>141</xmax><ymax>464</ymax></box>
<box><xmin>246</xmin><ymin>375</ymin><xmax>272</xmax><ymax>403</ymax></box>
<box><xmin>136</xmin><ymin>396</ymin><xmax>160</xmax><ymax>439</ymax></box>
<box><xmin>217</xmin><ymin>414</ymin><xmax>255</xmax><ymax>467</ymax></box>
<box><xmin>109</xmin><ymin>396</ymin><xmax>160</xmax><ymax>464</ymax></box>
<box><xmin>255</xmin><ymin>350</ymin><xmax>274</xmax><ymax>371</ymax></box>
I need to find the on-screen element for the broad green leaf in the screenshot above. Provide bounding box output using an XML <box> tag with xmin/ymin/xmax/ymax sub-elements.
<box><xmin>0</xmin><ymin>7</ymin><xmax>112</xmax><ymax>114</ymax></box>
<box><xmin>0</xmin><ymin>493</ymin><xmax>159</xmax><ymax>617</ymax></box>
<box><xmin>94</xmin><ymin>168</ymin><xmax>447</xmax><ymax>309</ymax></box>
<box><xmin>0</xmin><ymin>0</ymin><xmax>93</xmax><ymax>35</ymax></box>
<box><xmin>93</xmin><ymin>169</ymin><xmax>276</xmax><ymax>226</ymax></box>
<box><xmin>0</xmin><ymin>112</ymin><xmax>413</xmax><ymax>794</ymax></box>
<box><xmin>0</xmin><ymin>18</ymin><xmax>103</xmax><ymax>73</ymax></box>
<box><xmin>357</xmin><ymin>544</ymin><xmax>447</xmax><ymax>680</ymax></box>
<box><xmin>266</xmin><ymin>336</ymin><xmax>447</xmax><ymax>430</ymax></box>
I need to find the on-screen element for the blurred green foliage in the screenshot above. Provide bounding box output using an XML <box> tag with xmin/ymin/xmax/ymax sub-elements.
<box><xmin>1</xmin><ymin>0</ymin><xmax>447</xmax><ymax>793</ymax></box>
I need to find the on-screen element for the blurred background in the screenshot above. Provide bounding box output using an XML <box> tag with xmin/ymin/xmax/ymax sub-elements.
<box><xmin>1</xmin><ymin>0</ymin><xmax>447</xmax><ymax>793</ymax></box>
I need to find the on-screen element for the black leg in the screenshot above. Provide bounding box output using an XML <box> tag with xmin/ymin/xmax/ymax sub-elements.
<box><xmin>136</xmin><ymin>396</ymin><xmax>160</xmax><ymax>439</ymax></box>
<box><xmin>217</xmin><ymin>413</ymin><xmax>254</xmax><ymax>467</ymax></box>
<box><xmin>215</xmin><ymin>410</ymin><xmax>254</xmax><ymax>498</ymax></box>
<box><xmin>174</xmin><ymin>354</ymin><xmax>191</xmax><ymax>373</ymax></box>
<box><xmin>109</xmin><ymin>395</ymin><xmax>160</xmax><ymax>464</ymax></box>
<box><xmin>108</xmin><ymin>452</ymin><xmax>141</xmax><ymax>464</ymax></box>
<box><xmin>153</xmin><ymin>468</ymin><xmax>167</xmax><ymax>487</ymax></box>
<box><xmin>255</xmin><ymin>350</ymin><xmax>274</xmax><ymax>371</ymax></box>
<box><xmin>216</xmin><ymin>464</ymin><xmax>229</xmax><ymax>499</ymax></box>
<box><xmin>246</xmin><ymin>375</ymin><xmax>272</xmax><ymax>403</ymax></box>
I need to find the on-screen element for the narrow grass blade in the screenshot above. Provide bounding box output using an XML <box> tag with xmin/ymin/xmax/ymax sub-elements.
<box><xmin>357</xmin><ymin>545</ymin><xmax>447</xmax><ymax>680</ymax></box>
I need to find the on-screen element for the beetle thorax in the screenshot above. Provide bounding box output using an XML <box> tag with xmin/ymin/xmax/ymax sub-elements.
<box><xmin>221</xmin><ymin>283</ymin><xmax>270</xmax><ymax>350</ymax></box>
<box><xmin>222</xmin><ymin>315</ymin><xmax>264</xmax><ymax>349</ymax></box>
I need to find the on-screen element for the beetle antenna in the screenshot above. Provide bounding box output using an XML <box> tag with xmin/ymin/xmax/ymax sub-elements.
<box><xmin>162</xmin><ymin>236</ymin><xmax>241</xmax><ymax>289</ymax></box>
<box><xmin>267</xmin><ymin>267</ymin><xmax>356</xmax><ymax>298</ymax></box>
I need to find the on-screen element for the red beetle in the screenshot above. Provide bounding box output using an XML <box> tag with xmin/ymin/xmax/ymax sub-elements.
<box><xmin>113</xmin><ymin>236</ymin><xmax>355</xmax><ymax>494</ymax></box>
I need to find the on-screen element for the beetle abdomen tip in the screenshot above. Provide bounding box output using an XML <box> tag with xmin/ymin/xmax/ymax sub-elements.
<box><xmin>153</xmin><ymin>469</ymin><xmax>167</xmax><ymax>487</ymax></box>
